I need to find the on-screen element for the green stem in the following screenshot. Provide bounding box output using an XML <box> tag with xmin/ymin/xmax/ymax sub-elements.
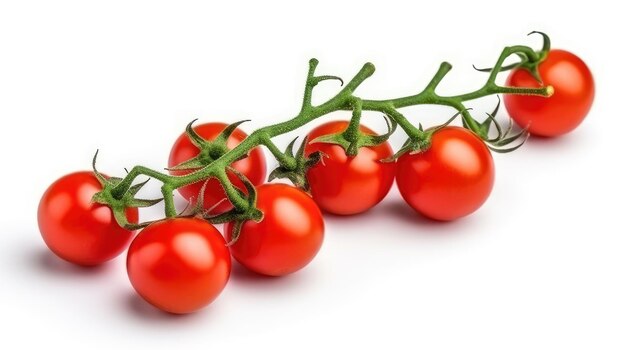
<box><xmin>107</xmin><ymin>39</ymin><xmax>553</xmax><ymax>224</ymax></box>
<box><xmin>260</xmin><ymin>134</ymin><xmax>298</xmax><ymax>170</ymax></box>
<box><xmin>214</xmin><ymin>169</ymin><xmax>248</xmax><ymax>211</ymax></box>
<box><xmin>342</xmin><ymin>98</ymin><xmax>364</xmax><ymax>156</ymax></box>
<box><xmin>381</xmin><ymin>107</ymin><xmax>423</xmax><ymax>139</ymax></box>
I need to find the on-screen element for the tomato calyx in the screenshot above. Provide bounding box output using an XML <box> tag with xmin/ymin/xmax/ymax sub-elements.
<box><xmin>474</xmin><ymin>31</ymin><xmax>551</xmax><ymax>84</ymax></box>
<box><xmin>204</xmin><ymin>169</ymin><xmax>263</xmax><ymax>245</ymax></box>
<box><xmin>90</xmin><ymin>151</ymin><xmax>162</xmax><ymax>229</ymax></box>
<box><xmin>267</xmin><ymin>136</ymin><xmax>326</xmax><ymax>191</ymax></box>
<box><xmin>384</xmin><ymin>110</ymin><xmax>462</xmax><ymax>161</ymax></box>
<box><xmin>167</xmin><ymin>119</ymin><xmax>250</xmax><ymax>172</ymax></box>
<box><xmin>460</xmin><ymin>97</ymin><xmax>529</xmax><ymax>153</ymax></box>
<box><xmin>310</xmin><ymin>101</ymin><xmax>397</xmax><ymax>157</ymax></box>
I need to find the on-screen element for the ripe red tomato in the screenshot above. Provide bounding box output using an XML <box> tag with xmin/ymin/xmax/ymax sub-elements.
<box><xmin>225</xmin><ymin>184</ymin><xmax>324</xmax><ymax>277</ymax></box>
<box><xmin>37</xmin><ymin>171</ymin><xmax>138</xmax><ymax>266</ymax></box>
<box><xmin>396</xmin><ymin>127</ymin><xmax>495</xmax><ymax>221</ymax></box>
<box><xmin>304</xmin><ymin>121</ymin><xmax>396</xmax><ymax>215</ymax></box>
<box><xmin>168</xmin><ymin>122</ymin><xmax>266</xmax><ymax>213</ymax></box>
<box><xmin>127</xmin><ymin>218</ymin><xmax>231</xmax><ymax>314</ymax></box>
<box><xmin>504</xmin><ymin>49</ymin><xmax>595</xmax><ymax>137</ymax></box>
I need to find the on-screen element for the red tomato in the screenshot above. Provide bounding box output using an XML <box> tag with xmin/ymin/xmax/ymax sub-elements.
<box><xmin>304</xmin><ymin>121</ymin><xmax>396</xmax><ymax>215</ymax></box>
<box><xmin>37</xmin><ymin>171</ymin><xmax>138</xmax><ymax>266</ymax></box>
<box><xmin>225</xmin><ymin>184</ymin><xmax>324</xmax><ymax>277</ymax></box>
<box><xmin>127</xmin><ymin>218</ymin><xmax>231</xmax><ymax>314</ymax></box>
<box><xmin>168</xmin><ymin>122</ymin><xmax>266</xmax><ymax>213</ymax></box>
<box><xmin>504</xmin><ymin>49</ymin><xmax>594</xmax><ymax>137</ymax></box>
<box><xmin>396</xmin><ymin>127</ymin><xmax>495</xmax><ymax>221</ymax></box>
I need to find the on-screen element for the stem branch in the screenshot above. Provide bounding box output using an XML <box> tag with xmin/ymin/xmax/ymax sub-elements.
<box><xmin>105</xmin><ymin>38</ymin><xmax>553</xmax><ymax>225</ymax></box>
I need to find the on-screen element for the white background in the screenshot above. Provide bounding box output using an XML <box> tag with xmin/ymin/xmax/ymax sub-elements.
<box><xmin>1</xmin><ymin>1</ymin><xmax>624</xmax><ymax>349</ymax></box>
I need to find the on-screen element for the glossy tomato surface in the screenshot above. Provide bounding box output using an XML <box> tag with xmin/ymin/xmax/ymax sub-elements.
<box><xmin>396</xmin><ymin>127</ymin><xmax>495</xmax><ymax>221</ymax></box>
<box><xmin>168</xmin><ymin>122</ymin><xmax>266</xmax><ymax>213</ymax></box>
<box><xmin>38</xmin><ymin>171</ymin><xmax>138</xmax><ymax>266</ymax></box>
<box><xmin>304</xmin><ymin>121</ymin><xmax>395</xmax><ymax>215</ymax></box>
<box><xmin>504</xmin><ymin>49</ymin><xmax>594</xmax><ymax>137</ymax></box>
<box><xmin>127</xmin><ymin>218</ymin><xmax>231</xmax><ymax>314</ymax></box>
<box><xmin>225</xmin><ymin>184</ymin><xmax>324</xmax><ymax>277</ymax></box>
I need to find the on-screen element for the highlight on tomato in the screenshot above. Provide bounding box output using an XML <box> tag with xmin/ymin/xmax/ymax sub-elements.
<box><xmin>396</xmin><ymin>127</ymin><xmax>495</xmax><ymax>221</ymax></box>
<box><xmin>304</xmin><ymin>120</ymin><xmax>396</xmax><ymax>215</ymax></box>
<box><xmin>168</xmin><ymin>122</ymin><xmax>267</xmax><ymax>214</ymax></box>
<box><xmin>225</xmin><ymin>184</ymin><xmax>324</xmax><ymax>277</ymax></box>
<box><xmin>126</xmin><ymin>218</ymin><xmax>231</xmax><ymax>314</ymax></box>
<box><xmin>504</xmin><ymin>49</ymin><xmax>594</xmax><ymax>137</ymax></box>
<box><xmin>37</xmin><ymin>171</ymin><xmax>138</xmax><ymax>266</ymax></box>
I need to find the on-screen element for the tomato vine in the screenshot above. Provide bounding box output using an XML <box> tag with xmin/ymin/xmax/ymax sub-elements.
<box><xmin>93</xmin><ymin>32</ymin><xmax>553</xmax><ymax>230</ymax></box>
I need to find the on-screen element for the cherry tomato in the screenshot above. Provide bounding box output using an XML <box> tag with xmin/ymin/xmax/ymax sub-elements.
<box><xmin>37</xmin><ymin>171</ymin><xmax>138</xmax><ymax>266</ymax></box>
<box><xmin>304</xmin><ymin>121</ymin><xmax>396</xmax><ymax>215</ymax></box>
<box><xmin>504</xmin><ymin>49</ymin><xmax>595</xmax><ymax>137</ymax></box>
<box><xmin>225</xmin><ymin>184</ymin><xmax>324</xmax><ymax>277</ymax></box>
<box><xmin>396</xmin><ymin>127</ymin><xmax>495</xmax><ymax>221</ymax></box>
<box><xmin>127</xmin><ymin>218</ymin><xmax>231</xmax><ymax>314</ymax></box>
<box><xmin>168</xmin><ymin>122</ymin><xmax>266</xmax><ymax>214</ymax></box>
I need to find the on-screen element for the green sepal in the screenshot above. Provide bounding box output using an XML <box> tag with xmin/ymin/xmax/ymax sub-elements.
<box><xmin>127</xmin><ymin>198</ymin><xmax>163</xmax><ymax>208</ymax></box>
<box><xmin>90</xmin><ymin>151</ymin><xmax>164</xmax><ymax>230</ymax></box>
<box><xmin>166</xmin><ymin>156</ymin><xmax>204</xmax><ymax>171</ymax></box>
<box><xmin>313</xmin><ymin>75</ymin><xmax>344</xmax><ymax>86</ymax></box>
<box><xmin>310</xmin><ymin>114</ymin><xmax>397</xmax><ymax>156</ymax></box>
<box><xmin>383</xmin><ymin>110</ymin><xmax>462</xmax><ymax>161</ymax></box>
<box><xmin>462</xmin><ymin>97</ymin><xmax>529</xmax><ymax>153</ymax></box>
<box><xmin>169</xmin><ymin>119</ymin><xmax>251</xmax><ymax>171</ymax></box>
<box><xmin>185</xmin><ymin>119</ymin><xmax>209</xmax><ymax>149</ymax></box>
<box><xmin>267</xmin><ymin>136</ymin><xmax>327</xmax><ymax>192</ymax></box>
<box><xmin>177</xmin><ymin>180</ymin><xmax>224</xmax><ymax>218</ymax></box>
<box><xmin>472</xmin><ymin>31</ymin><xmax>550</xmax><ymax>83</ymax></box>
<box><xmin>463</xmin><ymin>97</ymin><xmax>501</xmax><ymax>140</ymax></box>
<box><xmin>214</xmin><ymin>120</ymin><xmax>250</xmax><ymax>145</ymax></box>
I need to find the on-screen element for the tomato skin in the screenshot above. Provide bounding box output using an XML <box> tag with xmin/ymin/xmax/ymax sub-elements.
<box><xmin>304</xmin><ymin>121</ymin><xmax>396</xmax><ymax>215</ymax></box>
<box><xmin>504</xmin><ymin>49</ymin><xmax>594</xmax><ymax>137</ymax></box>
<box><xmin>225</xmin><ymin>184</ymin><xmax>324</xmax><ymax>277</ymax></box>
<box><xmin>168</xmin><ymin>122</ymin><xmax>267</xmax><ymax>214</ymax></box>
<box><xmin>126</xmin><ymin>218</ymin><xmax>231</xmax><ymax>314</ymax></box>
<box><xmin>396</xmin><ymin>127</ymin><xmax>495</xmax><ymax>221</ymax></box>
<box><xmin>37</xmin><ymin>171</ymin><xmax>138</xmax><ymax>266</ymax></box>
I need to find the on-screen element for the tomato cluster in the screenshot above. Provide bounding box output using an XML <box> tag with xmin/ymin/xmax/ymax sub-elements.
<box><xmin>37</xmin><ymin>48</ymin><xmax>593</xmax><ymax>315</ymax></box>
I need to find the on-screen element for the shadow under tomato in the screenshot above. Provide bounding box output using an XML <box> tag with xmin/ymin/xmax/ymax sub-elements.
<box><xmin>122</xmin><ymin>292</ymin><xmax>204</xmax><ymax>322</ymax></box>
<box><xmin>523</xmin><ymin>129</ymin><xmax>589</xmax><ymax>149</ymax></box>
<box><xmin>381</xmin><ymin>200</ymin><xmax>453</xmax><ymax>224</ymax></box>
<box><xmin>31</xmin><ymin>246</ymin><xmax>115</xmax><ymax>278</ymax></box>
<box><xmin>228</xmin><ymin>262</ymin><xmax>308</xmax><ymax>289</ymax></box>
<box><xmin>320</xmin><ymin>198</ymin><xmax>469</xmax><ymax>232</ymax></box>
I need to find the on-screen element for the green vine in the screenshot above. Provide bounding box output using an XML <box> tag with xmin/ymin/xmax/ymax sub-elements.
<box><xmin>92</xmin><ymin>32</ymin><xmax>553</xmax><ymax>229</ymax></box>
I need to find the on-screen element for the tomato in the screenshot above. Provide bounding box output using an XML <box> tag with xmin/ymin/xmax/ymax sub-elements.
<box><xmin>37</xmin><ymin>172</ymin><xmax>138</xmax><ymax>266</ymax></box>
<box><xmin>504</xmin><ymin>49</ymin><xmax>594</xmax><ymax>137</ymax></box>
<box><xmin>304</xmin><ymin>121</ymin><xmax>396</xmax><ymax>215</ymax></box>
<box><xmin>225</xmin><ymin>184</ymin><xmax>324</xmax><ymax>277</ymax></box>
<box><xmin>396</xmin><ymin>127</ymin><xmax>495</xmax><ymax>221</ymax></box>
<box><xmin>168</xmin><ymin>122</ymin><xmax>266</xmax><ymax>213</ymax></box>
<box><xmin>126</xmin><ymin>218</ymin><xmax>231</xmax><ymax>314</ymax></box>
